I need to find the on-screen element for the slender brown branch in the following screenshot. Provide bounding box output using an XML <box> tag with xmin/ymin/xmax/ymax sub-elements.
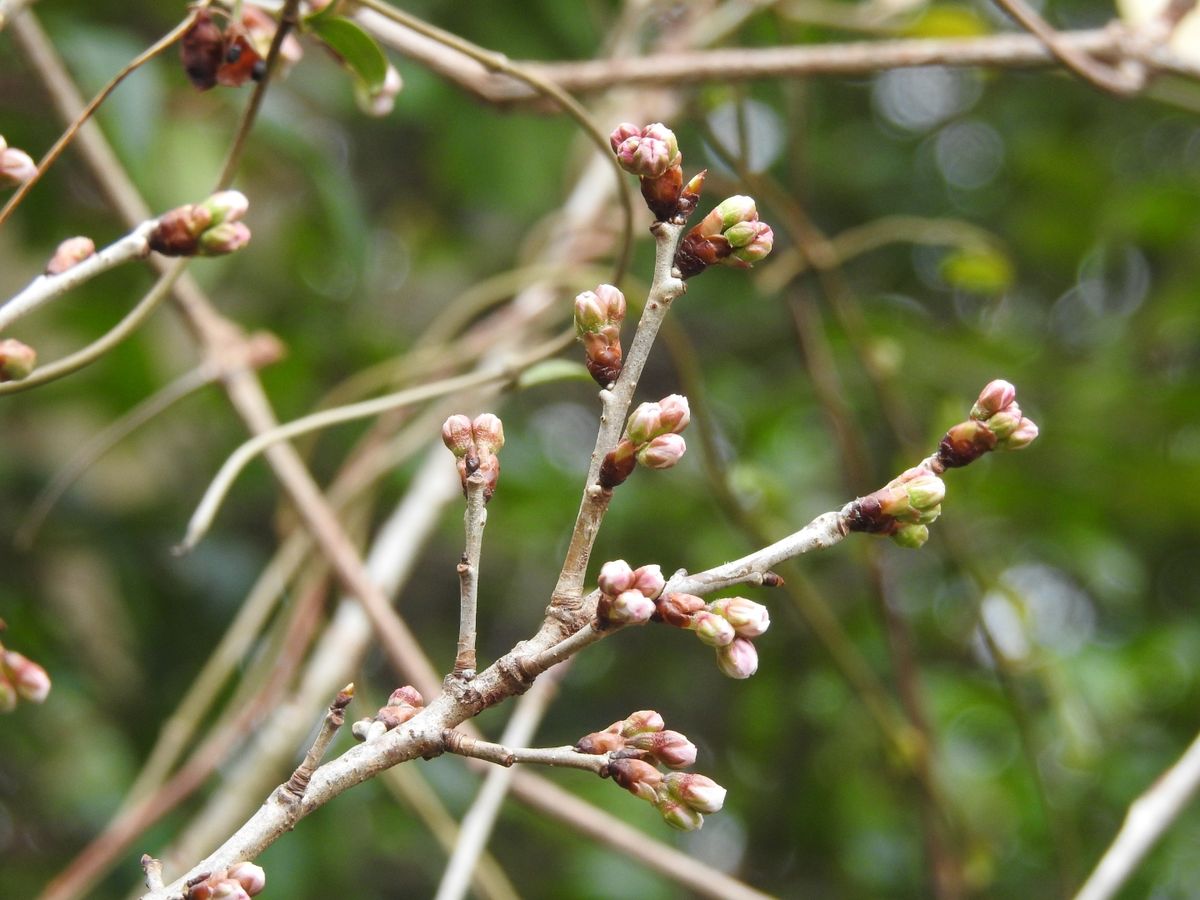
<box><xmin>442</xmin><ymin>731</ymin><xmax>608</xmax><ymax>775</ymax></box>
<box><xmin>284</xmin><ymin>685</ymin><xmax>355</xmax><ymax>801</ymax></box>
<box><xmin>453</xmin><ymin>474</ymin><xmax>488</xmax><ymax>677</ymax></box>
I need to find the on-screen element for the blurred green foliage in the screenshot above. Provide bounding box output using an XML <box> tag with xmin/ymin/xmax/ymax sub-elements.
<box><xmin>4</xmin><ymin>0</ymin><xmax>1200</xmax><ymax>898</ymax></box>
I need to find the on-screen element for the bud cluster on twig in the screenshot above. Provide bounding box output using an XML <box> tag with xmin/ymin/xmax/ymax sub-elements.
<box><xmin>147</xmin><ymin>190</ymin><xmax>252</xmax><ymax>258</ymax></box>
<box><xmin>847</xmin><ymin>380</ymin><xmax>1039</xmax><ymax>547</ymax></box>
<box><xmin>609</xmin><ymin>122</ymin><xmax>705</xmax><ymax>223</ymax></box>
<box><xmin>184</xmin><ymin>861</ymin><xmax>266</xmax><ymax>900</ymax></box>
<box><xmin>0</xmin><ymin>338</ymin><xmax>37</xmax><ymax>383</ymax></box>
<box><xmin>0</xmin><ymin>623</ymin><xmax>51</xmax><ymax>712</ymax></box>
<box><xmin>595</xmin><ymin>559</ymin><xmax>664</xmax><ymax>626</ymax></box>
<box><xmin>574</xmin><ymin>284</ymin><xmax>626</xmax><ymax>387</ymax></box>
<box><xmin>351</xmin><ymin>686</ymin><xmax>424</xmax><ymax>742</ymax></box>
<box><xmin>598</xmin><ymin>394</ymin><xmax>690</xmax><ymax>488</ymax></box>
<box><xmin>577</xmin><ymin>710</ymin><xmax>726</xmax><ymax>831</ymax></box>
<box><xmin>657</xmin><ymin>592</ymin><xmax>771</xmax><ymax>679</ymax></box>
<box><xmin>0</xmin><ymin>134</ymin><xmax>37</xmax><ymax>188</ymax></box>
<box><xmin>674</xmin><ymin>195</ymin><xmax>775</xmax><ymax>280</ymax></box>
<box><xmin>441</xmin><ymin>413</ymin><xmax>505</xmax><ymax>501</ymax></box>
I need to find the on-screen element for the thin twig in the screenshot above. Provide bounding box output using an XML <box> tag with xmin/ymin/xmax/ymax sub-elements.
<box><xmin>441</xmin><ymin>732</ymin><xmax>607</xmax><ymax>774</ymax></box>
<box><xmin>284</xmin><ymin>685</ymin><xmax>355</xmax><ymax>800</ymax></box>
<box><xmin>453</xmin><ymin>474</ymin><xmax>488</xmax><ymax>677</ymax></box>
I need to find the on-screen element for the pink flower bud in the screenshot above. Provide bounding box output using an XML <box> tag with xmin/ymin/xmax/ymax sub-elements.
<box><xmin>607</xmin><ymin>590</ymin><xmax>657</xmax><ymax>625</ymax></box>
<box><xmin>630</xmin><ymin>564</ymin><xmax>665</xmax><ymax>599</ymax></box>
<box><xmin>594</xmin><ymin>283</ymin><xmax>626</xmax><ymax>322</ymax></box>
<box><xmin>576</xmin><ymin>730</ymin><xmax>626</xmax><ymax>754</ymax></box>
<box><xmin>891</xmin><ymin>523</ymin><xmax>930</xmax><ymax>549</ymax></box>
<box><xmin>726</xmin><ymin>221</ymin><xmax>774</xmax><ymax>265</ymax></box>
<box><xmin>637</xmin><ymin>433</ymin><xmax>686</xmax><ymax>469</ymax></box>
<box><xmin>227</xmin><ymin>862</ymin><xmax>266</xmax><ymax>896</ymax></box>
<box><xmin>656</xmin><ymin>394</ymin><xmax>690</xmax><ymax>434</ymax></box>
<box><xmin>628</xmin><ymin>730</ymin><xmax>697</xmax><ymax>769</ymax></box>
<box><xmin>598</xmin><ymin>559</ymin><xmax>635</xmax><ymax>596</ymax></box>
<box><xmin>46</xmin><ymin>236</ymin><xmax>96</xmax><ymax>275</ymax></box>
<box><xmin>708</xmin><ymin>597</ymin><xmax>770</xmax><ymax>638</ymax></box>
<box><xmin>665</xmin><ymin>772</ymin><xmax>727</xmax><ymax>814</ymax></box>
<box><xmin>471</xmin><ymin>413</ymin><xmax>505</xmax><ymax>455</ymax></box>
<box><xmin>0</xmin><ymin>338</ymin><xmax>37</xmax><ymax>382</ymax></box>
<box><xmin>574</xmin><ymin>290</ymin><xmax>607</xmax><ymax>333</ymax></box>
<box><xmin>198</xmin><ymin>221</ymin><xmax>252</xmax><ymax>256</ymax></box>
<box><xmin>609</xmin><ymin>757</ymin><xmax>663</xmax><ymax>802</ymax></box>
<box><xmin>609</xmin><ymin>123</ymin><xmax>642</xmax><ymax>153</ymax></box>
<box><xmin>441</xmin><ymin>415</ymin><xmax>474</xmax><ymax>458</ymax></box>
<box><xmin>618</xmin><ymin>710</ymin><xmax>665</xmax><ymax>737</ymax></box>
<box><xmin>201</xmin><ymin>189</ymin><xmax>249</xmax><ymax>225</ymax></box>
<box><xmin>690</xmin><ymin>610</ymin><xmax>736</xmax><ymax>647</ymax></box>
<box><xmin>999</xmin><ymin>416</ymin><xmax>1039</xmax><ymax>450</ymax></box>
<box><xmin>0</xmin><ymin>146</ymin><xmax>36</xmax><ymax>187</ymax></box>
<box><xmin>387</xmin><ymin>685</ymin><xmax>424</xmax><ymax>708</ymax></box>
<box><xmin>971</xmin><ymin>379</ymin><xmax>1017</xmax><ymax>420</ymax></box>
<box><xmin>626</xmin><ymin>402</ymin><xmax>662</xmax><ymax>445</ymax></box>
<box><xmin>657</xmin><ymin>798</ymin><xmax>705</xmax><ymax>831</ymax></box>
<box><xmin>658</xmin><ymin>592</ymin><xmax>704</xmax><ymax>628</ymax></box>
<box><xmin>209</xmin><ymin>880</ymin><xmax>250</xmax><ymax>900</ymax></box>
<box><xmin>612</xmin><ymin>123</ymin><xmax>680</xmax><ymax>178</ymax></box>
<box><xmin>716</xmin><ymin>637</ymin><xmax>759</xmax><ymax>679</ymax></box>
<box><xmin>3</xmin><ymin>652</ymin><xmax>50</xmax><ymax>704</ymax></box>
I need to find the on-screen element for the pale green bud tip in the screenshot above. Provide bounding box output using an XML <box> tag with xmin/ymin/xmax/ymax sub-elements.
<box><xmin>691</xmin><ymin>610</ymin><xmax>736</xmax><ymax>647</ymax></box>
<box><xmin>227</xmin><ymin>862</ymin><xmax>266</xmax><ymax>896</ymax></box>
<box><xmin>598</xmin><ymin>559</ymin><xmax>635</xmax><ymax>595</ymax></box>
<box><xmin>441</xmin><ymin>415</ymin><xmax>474</xmax><ymax>457</ymax></box>
<box><xmin>198</xmin><ymin>221</ymin><xmax>251</xmax><ymax>256</ymax></box>
<box><xmin>714</xmin><ymin>195</ymin><xmax>758</xmax><ymax>229</ymax></box>
<box><xmin>574</xmin><ymin>291</ymin><xmax>606</xmax><ymax>334</ymax></box>
<box><xmin>726</xmin><ymin>222</ymin><xmax>774</xmax><ymax>265</ymax></box>
<box><xmin>904</xmin><ymin>474</ymin><xmax>946</xmax><ymax>511</ymax></box>
<box><xmin>665</xmin><ymin>772</ymin><xmax>727</xmax><ymax>814</ymax></box>
<box><xmin>0</xmin><ymin>146</ymin><xmax>37</xmax><ymax>187</ymax></box>
<box><xmin>201</xmin><ymin>190</ymin><xmax>250</xmax><ymax>225</ymax></box>
<box><xmin>891</xmin><ymin>523</ymin><xmax>930</xmax><ymax>549</ymax></box>
<box><xmin>716</xmin><ymin>636</ymin><xmax>759</xmax><ymax>679</ymax></box>
<box><xmin>637</xmin><ymin>433</ymin><xmax>686</xmax><ymax>469</ymax></box>
<box><xmin>658</xmin><ymin>799</ymin><xmax>705</xmax><ymax>831</ymax></box>
<box><xmin>999</xmin><ymin>417</ymin><xmax>1039</xmax><ymax>450</ymax></box>
<box><xmin>0</xmin><ymin>338</ymin><xmax>37</xmax><ymax>382</ymax></box>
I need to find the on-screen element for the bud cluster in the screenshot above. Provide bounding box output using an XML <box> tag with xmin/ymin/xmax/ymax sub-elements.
<box><xmin>598</xmin><ymin>394</ymin><xmax>690</xmax><ymax>489</ymax></box>
<box><xmin>595</xmin><ymin>560</ymin><xmax>665</xmax><ymax>627</ymax></box>
<box><xmin>657</xmin><ymin>593</ymin><xmax>770</xmax><ymax>679</ymax></box>
<box><xmin>847</xmin><ymin>464</ymin><xmax>947</xmax><ymax>549</ymax></box>
<box><xmin>0</xmin><ymin>338</ymin><xmax>38</xmax><ymax>383</ymax></box>
<box><xmin>440</xmin><ymin>413</ymin><xmax>505</xmax><ymax>501</ymax></box>
<box><xmin>185</xmin><ymin>861</ymin><xmax>266</xmax><ymax>900</ymax></box>
<box><xmin>574</xmin><ymin>284</ymin><xmax>627</xmax><ymax>386</ymax></box>
<box><xmin>0</xmin><ymin>626</ymin><xmax>51</xmax><ymax>712</ymax></box>
<box><xmin>147</xmin><ymin>190</ymin><xmax>252</xmax><ymax>257</ymax></box>
<box><xmin>609</xmin><ymin>122</ymin><xmax>706</xmax><ymax>222</ymax></box>
<box><xmin>576</xmin><ymin>711</ymin><xmax>726</xmax><ymax>831</ymax></box>
<box><xmin>937</xmin><ymin>378</ymin><xmax>1039</xmax><ymax>469</ymax></box>
<box><xmin>351</xmin><ymin>686</ymin><xmax>424</xmax><ymax>742</ymax></box>
<box><xmin>675</xmin><ymin>195</ymin><xmax>775</xmax><ymax>280</ymax></box>
<box><xmin>0</xmin><ymin>134</ymin><xmax>37</xmax><ymax>188</ymax></box>
<box><xmin>45</xmin><ymin>236</ymin><xmax>96</xmax><ymax>276</ymax></box>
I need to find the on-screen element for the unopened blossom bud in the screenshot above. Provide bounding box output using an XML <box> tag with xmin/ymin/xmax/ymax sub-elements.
<box><xmin>0</xmin><ymin>145</ymin><xmax>36</xmax><ymax>187</ymax></box>
<box><xmin>387</xmin><ymin>685</ymin><xmax>424</xmax><ymax>708</ymax></box>
<box><xmin>598</xmin><ymin>559</ymin><xmax>636</xmax><ymax>596</ymax></box>
<box><xmin>891</xmin><ymin>522</ymin><xmax>930</xmax><ymax>549</ymax></box>
<box><xmin>637</xmin><ymin>433</ymin><xmax>687</xmax><ymax>469</ymax></box>
<box><xmin>2</xmin><ymin>651</ymin><xmax>50</xmax><ymax>704</ymax></box>
<box><xmin>617</xmin><ymin>710</ymin><xmax>665</xmax><ymax>737</ymax></box>
<box><xmin>362</xmin><ymin>64</ymin><xmax>403</xmax><ymax>117</ymax></box>
<box><xmin>626</xmin><ymin>402</ymin><xmax>662</xmax><ymax>446</ymax></box>
<box><xmin>984</xmin><ymin>405</ymin><xmax>1022</xmax><ymax>441</ymax></box>
<box><xmin>0</xmin><ymin>674</ymin><xmax>16</xmax><ymax>713</ymax></box>
<box><xmin>612</xmin><ymin>123</ymin><xmax>680</xmax><ymax>178</ymax></box>
<box><xmin>628</xmin><ymin>730</ymin><xmax>697</xmax><ymax>769</ymax></box>
<box><xmin>630</xmin><ymin>564</ymin><xmax>665</xmax><ymax>599</ymax></box>
<box><xmin>46</xmin><ymin>236</ymin><xmax>96</xmax><ymax>275</ymax></box>
<box><xmin>598</xmin><ymin>438</ymin><xmax>638</xmax><ymax>489</ymax></box>
<box><xmin>679</xmin><ymin>169</ymin><xmax>707</xmax><ymax>219</ymax></box>
<box><xmin>971</xmin><ymin>379</ymin><xmax>1017</xmax><ymax>420</ymax></box>
<box><xmin>471</xmin><ymin>413</ymin><xmax>505</xmax><ymax>456</ymax></box>
<box><xmin>226</xmin><ymin>862</ymin><xmax>266</xmax><ymax>896</ymax></box>
<box><xmin>904</xmin><ymin>473</ymin><xmax>946</xmax><ymax>512</ymax></box>
<box><xmin>657</xmin><ymin>798</ymin><xmax>705</xmax><ymax>831</ymax></box>
<box><xmin>609</xmin><ymin>757</ymin><xmax>663</xmax><ymax>802</ymax></box>
<box><xmin>656</xmin><ymin>394</ymin><xmax>690</xmax><ymax>434</ymax></box>
<box><xmin>209</xmin><ymin>880</ymin><xmax>250</xmax><ymax>900</ymax></box>
<box><xmin>0</xmin><ymin>338</ymin><xmax>37</xmax><ymax>382</ymax></box>
<box><xmin>711</xmin><ymin>195</ymin><xmax>758</xmax><ymax>231</ymax></box>
<box><xmin>608</xmin><ymin>123</ymin><xmax>642</xmax><ymax>153</ymax></box>
<box><xmin>198</xmin><ymin>221</ymin><xmax>252</xmax><ymax>256</ymax></box>
<box><xmin>664</xmin><ymin>772</ymin><xmax>727</xmax><ymax>814</ymax></box>
<box><xmin>726</xmin><ymin>221</ymin><xmax>774</xmax><ymax>266</ymax></box>
<box><xmin>716</xmin><ymin>636</ymin><xmax>759</xmax><ymax>679</ymax></box>
<box><xmin>690</xmin><ymin>610</ymin><xmax>736</xmax><ymax>647</ymax></box>
<box><xmin>200</xmin><ymin>189</ymin><xmax>250</xmax><ymax>226</ymax></box>
<box><xmin>605</xmin><ymin>590</ymin><xmax>657</xmax><ymax>625</ymax></box>
<box><xmin>657</xmin><ymin>592</ymin><xmax>704</xmax><ymax>628</ymax></box>
<box><xmin>709</xmin><ymin>597</ymin><xmax>771</xmax><ymax>638</ymax></box>
<box><xmin>999</xmin><ymin>416</ymin><xmax>1039</xmax><ymax>450</ymax></box>
<box><xmin>576</xmin><ymin>730</ymin><xmax>626</xmax><ymax>754</ymax></box>
<box><xmin>574</xmin><ymin>290</ymin><xmax>608</xmax><ymax>333</ymax></box>
<box><xmin>441</xmin><ymin>414</ymin><xmax>475</xmax><ymax>458</ymax></box>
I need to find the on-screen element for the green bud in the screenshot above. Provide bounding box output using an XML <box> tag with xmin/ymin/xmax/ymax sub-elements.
<box><xmin>891</xmin><ymin>523</ymin><xmax>930</xmax><ymax>548</ymax></box>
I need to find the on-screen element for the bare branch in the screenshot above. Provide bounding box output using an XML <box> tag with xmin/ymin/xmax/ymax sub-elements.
<box><xmin>442</xmin><ymin>731</ymin><xmax>608</xmax><ymax>775</ymax></box>
<box><xmin>453</xmin><ymin>475</ymin><xmax>488</xmax><ymax>677</ymax></box>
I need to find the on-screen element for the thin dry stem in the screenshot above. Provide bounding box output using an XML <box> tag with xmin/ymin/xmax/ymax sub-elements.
<box><xmin>441</xmin><ymin>732</ymin><xmax>607</xmax><ymax>775</ymax></box>
<box><xmin>453</xmin><ymin>475</ymin><xmax>488</xmax><ymax>677</ymax></box>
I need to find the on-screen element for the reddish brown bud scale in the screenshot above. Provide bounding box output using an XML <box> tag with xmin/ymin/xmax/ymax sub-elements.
<box><xmin>640</xmin><ymin>164</ymin><xmax>684</xmax><ymax>221</ymax></box>
<box><xmin>937</xmin><ymin>419</ymin><xmax>998</xmax><ymax>468</ymax></box>
<box><xmin>575</xmin><ymin>731</ymin><xmax>627</xmax><ymax>754</ymax></box>
<box><xmin>181</xmin><ymin>12</ymin><xmax>225</xmax><ymax>90</ymax></box>
<box><xmin>599</xmin><ymin>441</ymin><xmax>638</xmax><ymax>489</ymax></box>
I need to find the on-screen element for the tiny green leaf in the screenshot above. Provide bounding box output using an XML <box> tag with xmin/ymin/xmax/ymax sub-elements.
<box><xmin>516</xmin><ymin>360</ymin><xmax>593</xmax><ymax>390</ymax></box>
<box><xmin>310</xmin><ymin>16</ymin><xmax>389</xmax><ymax>94</ymax></box>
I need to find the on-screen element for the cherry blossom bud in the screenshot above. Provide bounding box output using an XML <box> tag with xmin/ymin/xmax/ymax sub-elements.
<box><xmin>0</xmin><ymin>145</ymin><xmax>36</xmax><ymax>187</ymax></box>
<box><xmin>612</xmin><ymin>123</ymin><xmax>680</xmax><ymax>178</ymax></box>
<box><xmin>657</xmin><ymin>798</ymin><xmax>705</xmax><ymax>831</ymax></box>
<box><xmin>656</xmin><ymin>394</ymin><xmax>690</xmax><ymax>434</ymax></box>
<box><xmin>198</xmin><ymin>221</ymin><xmax>252</xmax><ymax>256</ymax></box>
<box><xmin>637</xmin><ymin>433</ymin><xmax>686</xmax><ymax>469</ymax></box>
<box><xmin>227</xmin><ymin>862</ymin><xmax>266</xmax><ymax>896</ymax></box>
<box><xmin>628</xmin><ymin>730</ymin><xmax>697</xmax><ymax>769</ymax></box>
<box><xmin>209</xmin><ymin>881</ymin><xmax>250</xmax><ymax>900</ymax></box>
<box><xmin>1000</xmin><ymin>416</ymin><xmax>1039</xmax><ymax>450</ymax></box>
<box><xmin>690</xmin><ymin>610</ymin><xmax>736</xmax><ymax>647</ymax></box>
<box><xmin>574</xmin><ymin>290</ymin><xmax>608</xmax><ymax>333</ymax></box>
<box><xmin>2</xmin><ymin>651</ymin><xmax>50</xmax><ymax>704</ymax></box>
<box><xmin>594</xmin><ymin>283</ymin><xmax>626</xmax><ymax>321</ymax></box>
<box><xmin>984</xmin><ymin>405</ymin><xmax>1022</xmax><ymax>441</ymax></box>
<box><xmin>608</xmin><ymin>123</ymin><xmax>642</xmax><ymax>152</ymax></box>
<box><xmin>0</xmin><ymin>338</ymin><xmax>37</xmax><ymax>382</ymax></box>
<box><xmin>891</xmin><ymin>523</ymin><xmax>930</xmax><ymax>549</ymax></box>
<box><xmin>618</xmin><ymin>710</ymin><xmax>665</xmax><ymax>737</ymax></box>
<box><xmin>609</xmin><ymin>757</ymin><xmax>663</xmax><ymax>802</ymax></box>
<box><xmin>200</xmin><ymin>189</ymin><xmax>250</xmax><ymax>225</ymax></box>
<box><xmin>971</xmin><ymin>379</ymin><xmax>1017</xmax><ymax>420</ymax></box>
<box><xmin>598</xmin><ymin>559</ymin><xmax>636</xmax><ymax>596</ymax></box>
<box><xmin>387</xmin><ymin>685</ymin><xmax>424</xmax><ymax>708</ymax></box>
<box><xmin>626</xmin><ymin>402</ymin><xmax>662</xmax><ymax>445</ymax></box>
<box><xmin>726</xmin><ymin>221</ymin><xmax>774</xmax><ymax>266</ymax></box>
<box><xmin>605</xmin><ymin>590</ymin><xmax>657</xmax><ymax>625</ymax></box>
<box><xmin>657</xmin><ymin>592</ymin><xmax>704</xmax><ymax>628</ymax></box>
<box><xmin>576</xmin><ymin>730</ymin><xmax>626</xmax><ymax>754</ymax></box>
<box><xmin>630</xmin><ymin>564</ymin><xmax>665</xmax><ymax>599</ymax></box>
<box><xmin>45</xmin><ymin>236</ymin><xmax>96</xmax><ymax>275</ymax></box>
<box><xmin>441</xmin><ymin>415</ymin><xmax>474</xmax><ymax>458</ymax></box>
<box><xmin>711</xmin><ymin>194</ymin><xmax>758</xmax><ymax>231</ymax></box>
<box><xmin>472</xmin><ymin>413</ymin><xmax>505</xmax><ymax>455</ymax></box>
<box><xmin>904</xmin><ymin>473</ymin><xmax>946</xmax><ymax>512</ymax></box>
<box><xmin>664</xmin><ymin>772</ymin><xmax>727</xmax><ymax>814</ymax></box>
<box><xmin>708</xmin><ymin>597</ymin><xmax>770</xmax><ymax>638</ymax></box>
<box><xmin>716</xmin><ymin>637</ymin><xmax>759</xmax><ymax>679</ymax></box>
